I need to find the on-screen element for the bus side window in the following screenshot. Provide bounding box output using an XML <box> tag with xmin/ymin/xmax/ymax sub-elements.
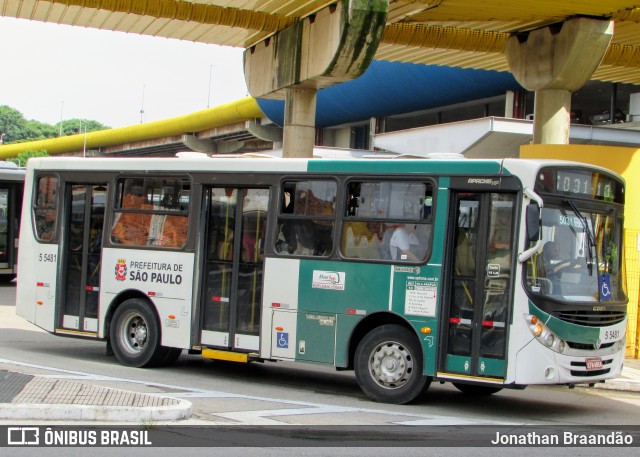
<box><xmin>110</xmin><ymin>177</ymin><xmax>189</xmax><ymax>249</ymax></box>
<box><xmin>275</xmin><ymin>180</ymin><xmax>336</xmax><ymax>256</ymax></box>
<box><xmin>111</xmin><ymin>182</ymin><xmax>150</xmax><ymax>245</ymax></box>
<box><xmin>341</xmin><ymin>181</ymin><xmax>433</xmax><ymax>262</ymax></box>
<box><xmin>34</xmin><ymin>176</ymin><xmax>58</xmax><ymax>242</ymax></box>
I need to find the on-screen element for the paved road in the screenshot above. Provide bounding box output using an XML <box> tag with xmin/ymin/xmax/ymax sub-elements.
<box><xmin>2</xmin><ymin>281</ymin><xmax>640</xmax><ymax>455</ymax></box>
<box><xmin>2</xmin><ymin>282</ymin><xmax>640</xmax><ymax>426</ymax></box>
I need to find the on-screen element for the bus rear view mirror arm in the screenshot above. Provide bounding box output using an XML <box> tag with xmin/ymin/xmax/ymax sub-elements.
<box><xmin>519</xmin><ymin>188</ymin><xmax>543</xmax><ymax>263</ymax></box>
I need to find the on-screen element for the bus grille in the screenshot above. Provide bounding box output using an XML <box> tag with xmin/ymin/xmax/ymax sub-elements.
<box><xmin>569</xmin><ymin>359</ymin><xmax>613</xmax><ymax>377</ymax></box>
<box><xmin>567</xmin><ymin>342</ymin><xmax>615</xmax><ymax>350</ymax></box>
<box><xmin>556</xmin><ymin>310</ymin><xmax>625</xmax><ymax>327</ymax></box>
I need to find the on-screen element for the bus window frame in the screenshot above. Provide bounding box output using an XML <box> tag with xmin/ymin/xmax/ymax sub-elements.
<box><xmin>32</xmin><ymin>173</ymin><xmax>60</xmax><ymax>244</ymax></box>
<box><xmin>274</xmin><ymin>176</ymin><xmax>339</xmax><ymax>258</ymax></box>
<box><xmin>109</xmin><ymin>174</ymin><xmax>192</xmax><ymax>250</ymax></box>
<box><xmin>340</xmin><ymin>177</ymin><xmax>436</xmax><ymax>264</ymax></box>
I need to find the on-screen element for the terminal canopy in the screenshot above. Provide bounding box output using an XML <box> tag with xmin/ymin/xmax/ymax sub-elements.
<box><xmin>1</xmin><ymin>0</ymin><xmax>640</xmax><ymax>84</ymax></box>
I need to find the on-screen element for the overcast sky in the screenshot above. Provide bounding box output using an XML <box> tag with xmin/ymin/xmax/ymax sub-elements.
<box><xmin>0</xmin><ymin>17</ymin><xmax>249</xmax><ymax>129</ymax></box>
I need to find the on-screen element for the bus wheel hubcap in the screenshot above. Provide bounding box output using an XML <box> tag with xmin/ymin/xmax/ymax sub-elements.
<box><xmin>123</xmin><ymin>315</ymin><xmax>147</xmax><ymax>352</ymax></box>
<box><xmin>369</xmin><ymin>342</ymin><xmax>413</xmax><ymax>388</ymax></box>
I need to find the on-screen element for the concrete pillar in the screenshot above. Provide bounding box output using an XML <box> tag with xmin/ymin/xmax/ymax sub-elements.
<box><xmin>505</xmin><ymin>17</ymin><xmax>613</xmax><ymax>144</ymax></box>
<box><xmin>283</xmin><ymin>87</ymin><xmax>317</xmax><ymax>158</ymax></box>
<box><xmin>246</xmin><ymin>119</ymin><xmax>283</xmax><ymax>144</ymax></box>
<box><xmin>182</xmin><ymin>134</ymin><xmax>215</xmax><ymax>154</ymax></box>
<box><xmin>244</xmin><ymin>0</ymin><xmax>388</xmax><ymax>157</ymax></box>
<box><xmin>335</xmin><ymin>127</ymin><xmax>353</xmax><ymax>149</ymax></box>
<box><xmin>533</xmin><ymin>89</ymin><xmax>571</xmax><ymax>144</ymax></box>
<box><xmin>505</xmin><ymin>91</ymin><xmax>515</xmax><ymax>119</ymax></box>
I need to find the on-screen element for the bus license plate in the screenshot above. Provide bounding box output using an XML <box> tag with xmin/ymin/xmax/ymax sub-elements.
<box><xmin>586</xmin><ymin>357</ymin><xmax>603</xmax><ymax>371</ymax></box>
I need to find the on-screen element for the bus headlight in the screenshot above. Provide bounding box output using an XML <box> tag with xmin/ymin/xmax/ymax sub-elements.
<box><xmin>544</xmin><ymin>333</ymin><xmax>555</xmax><ymax>347</ymax></box>
<box><xmin>525</xmin><ymin>314</ymin><xmax>566</xmax><ymax>354</ymax></box>
<box><xmin>533</xmin><ymin>323</ymin><xmax>543</xmax><ymax>337</ymax></box>
<box><xmin>558</xmin><ymin>340</ymin><xmax>566</xmax><ymax>353</ymax></box>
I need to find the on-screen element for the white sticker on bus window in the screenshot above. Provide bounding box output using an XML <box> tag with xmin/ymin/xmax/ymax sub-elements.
<box><xmin>487</xmin><ymin>264</ymin><xmax>501</xmax><ymax>277</ymax></box>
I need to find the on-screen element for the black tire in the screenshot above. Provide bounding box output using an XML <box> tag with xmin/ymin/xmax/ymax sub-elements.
<box><xmin>109</xmin><ymin>298</ymin><xmax>166</xmax><ymax>368</ymax></box>
<box><xmin>157</xmin><ymin>348</ymin><xmax>182</xmax><ymax>367</ymax></box>
<box><xmin>0</xmin><ymin>274</ymin><xmax>16</xmax><ymax>283</ymax></box>
<box><xmin>452</xmin><ymin>382</ymin><xmax>503</xmax><ymax>396</ymax></box>
<box><xmin>354</xmin><ymin>324</ymin><xmax>430</xmax><ymax>404</ymax></box>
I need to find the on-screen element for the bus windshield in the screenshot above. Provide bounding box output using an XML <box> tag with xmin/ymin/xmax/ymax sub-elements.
<box><xmin>527</xmin><ymin>203</ymin><xmax>626</xmax><ymax>303</ymax></box>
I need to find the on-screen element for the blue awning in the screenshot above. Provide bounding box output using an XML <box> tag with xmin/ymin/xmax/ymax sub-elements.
<box><xmin>256</xmin><ymin>60</ymin><xmax>523</xmax><ymax>128</ymax></box>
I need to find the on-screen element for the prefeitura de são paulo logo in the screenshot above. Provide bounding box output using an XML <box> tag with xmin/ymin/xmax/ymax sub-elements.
<box><xmin>115</xmin><ymin>258</ymin><xmax>127</xmax><ymax>281</ymax></box>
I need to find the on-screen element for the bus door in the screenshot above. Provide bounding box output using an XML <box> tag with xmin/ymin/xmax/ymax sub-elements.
<box><xmin>0</xmin><ymin>183</ymin><xmax>21</xmax><ymax>274</ymax></box>
<box><xmin>200</xmin><ymin>187</ymin><xmax>270</xmax><ymax>352</ymax></box>
<box><xmin>441</xmin><ymin>191</ymin><xmax>516</xmax><ymax>380</ymax></box>
<box><xmin>61</xmin><ymin>183</ymin><xmax>107</xmax><ymax>333</ymax></box>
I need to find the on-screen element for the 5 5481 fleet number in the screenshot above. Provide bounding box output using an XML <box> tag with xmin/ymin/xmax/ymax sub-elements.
<box><xmin>38</xmin><ymin>253</ymin><xmax>57</xmax><ymax>262</ymax></box>
<box><xmin>602</xmin><ymin>329</ymin><xmax>621</xmax><ymax>342</ymax></box>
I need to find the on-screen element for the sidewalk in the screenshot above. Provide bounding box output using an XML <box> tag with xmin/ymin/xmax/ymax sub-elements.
<box><xmin>593</xmin><ymin>356</ymin><xmax>640</xmax><ymax>392</ymax></box>
<box><xmin>0</xmin><ymin>358</ymin><xmax>637</xmax><ymax>423</ymax></box>
<box><xmin>0</xmin><ymin>369</ymin><xmax>192</xmax><ymax>422</ymax></box>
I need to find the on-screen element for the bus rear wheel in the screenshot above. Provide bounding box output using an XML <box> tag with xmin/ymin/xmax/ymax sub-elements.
<box><xmin>110</xmin><ymin>298</ymin><xmax>166</xmax><ymax>368</ymax></box>
<box><xmin>354</xmin><ymin>324</ymin><xmax>429</xmax><ymax>404</ymax></box>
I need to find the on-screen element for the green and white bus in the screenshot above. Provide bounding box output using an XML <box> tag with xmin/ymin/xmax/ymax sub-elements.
<box><xmin>0</xmin><ymin>161</ymin><xmax>24</xmax><ymax>280</ymax></box>
<box><xmin>16</xmin><ymin>154</ymin><xmax>627</xmax><ymax>404</ymax></box>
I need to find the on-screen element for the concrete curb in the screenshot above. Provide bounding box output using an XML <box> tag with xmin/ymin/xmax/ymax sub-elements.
<box><xmin>584</xmin><ymin>366</ymin><xmax>640</xmax><ymax>392</ymax></box>
<box><xmin>0</xmin><ymin>372</ymin><xmax>193</xmax><ymax>422</ymax></box>
<box><xmin>0</xmin><ymin>401</ymin><xmax>192</xmax><ymax>422</ymax></box>
<box><xmin>594</xmin><ymin>379</ymin><xmax>640</xmax><ymax>392</ymax></box>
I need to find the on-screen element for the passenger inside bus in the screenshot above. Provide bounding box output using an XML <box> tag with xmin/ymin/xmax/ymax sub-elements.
<box><xmin>342</xmin><ymin>222</ymin><xmax>383</xmax><ymax>259</ymax></box>
<box><xmin>276</xmin><ymin>181</ymin><xmax>335</xmax><ymax>256</ymax></box>
<box><xmin>389</xmin><ymin>224</ymin><xmax>421</xmax><ymax>261</ymax></box>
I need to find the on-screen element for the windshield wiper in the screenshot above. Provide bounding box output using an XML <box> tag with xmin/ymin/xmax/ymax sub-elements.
<box><xmin>566</xmin><ymin>199</ymin><xmax>596</xmax><ymax>276</ymax></box>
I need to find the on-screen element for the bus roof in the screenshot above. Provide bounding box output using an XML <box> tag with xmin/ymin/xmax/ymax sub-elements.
<box><xmin>23</xmin><ymin>155</ymin><xmax>623</xmax><ymax>183</ymax></box>
<box><xmin>0</xmin><ymin>161</ymin><xmax>25</xmax><ymax>181</ymax></box>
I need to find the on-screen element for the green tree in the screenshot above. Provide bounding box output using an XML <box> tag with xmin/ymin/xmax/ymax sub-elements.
<box><xmin>1</xmin><ymin>105</ymin><xmax>110</xmax><ymax>144</ymax></box>
<box><xmin>24</xmin><ymin>120</ymin><xmax>57</xmax><ymax>140</ymax></box>
<box><xmin>56</xmin><ymin>118</ymin><xmax>109</xmax><ymax>136</ymax></box>
<box><xmin>8</xmin><ymin>149</ymin><xmax>49</xmax><ymax>167</ymax></box>
<box><xmin>0</xmin><ymin>105</ymin><xmax>28</xmax><ymax>144</ymax></box>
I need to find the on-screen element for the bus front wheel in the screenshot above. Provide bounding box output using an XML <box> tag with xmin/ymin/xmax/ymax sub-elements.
<box><xmin>110</xmin><ymin>298</ymin><xmax>165</xmax><ymax>368</ymax></box>
<box><xmin>354</xmin><ymin>324</ymin><xmax>429</xmax><ymax>404</ymax></box>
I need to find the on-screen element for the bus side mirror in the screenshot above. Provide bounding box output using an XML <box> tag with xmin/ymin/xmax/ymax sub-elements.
<box><xmin>526</xmin><ymin>203</ymin><xmax>540</xmax><ymax>242</ymax></box>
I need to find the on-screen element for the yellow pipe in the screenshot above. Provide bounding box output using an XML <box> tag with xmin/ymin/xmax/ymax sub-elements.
<box><xmin>0</xmin><ymin>96</ymin><xmax>263</xmax><ymax>159</ymax></box>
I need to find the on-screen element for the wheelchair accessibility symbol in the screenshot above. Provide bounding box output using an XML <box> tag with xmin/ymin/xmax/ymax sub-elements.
<box><xmin>277</xmin><ymin>332</ymin><xmax>289</xmax><ymax>349</ymax></box>
<box><xmin>600</xmin><ymin>273</ymin><xmax>612</xmax><ymax>301</ymax></box>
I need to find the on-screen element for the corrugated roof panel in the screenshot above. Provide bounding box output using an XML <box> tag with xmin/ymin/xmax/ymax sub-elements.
<box><xmin>611</xmin><ymin>22</ymin><xmax>640</xmax><ymax>46</ymax></box>
<box><xmin>2</xmin><ymin>0</ymin><xmax>640</xmax><ymax>84</ymax></box>
<box><xmin>120</xmin><ymin>15</ymin><xmax>157</xmax><ymax>35</ymax></box>
<box><xmin>260</xmin><ymin>0</ymin><xmax>335</xmax><ymax>16</ymax></box>
<box><xmin>407</xmin><ymin>0</ymin><xmax>634</xmax><ymax>21</ymax></box>
<box><xmin>376</xmin><ymin>45</ymin><xmax>510</xmax><ymax>72</ymax></box>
